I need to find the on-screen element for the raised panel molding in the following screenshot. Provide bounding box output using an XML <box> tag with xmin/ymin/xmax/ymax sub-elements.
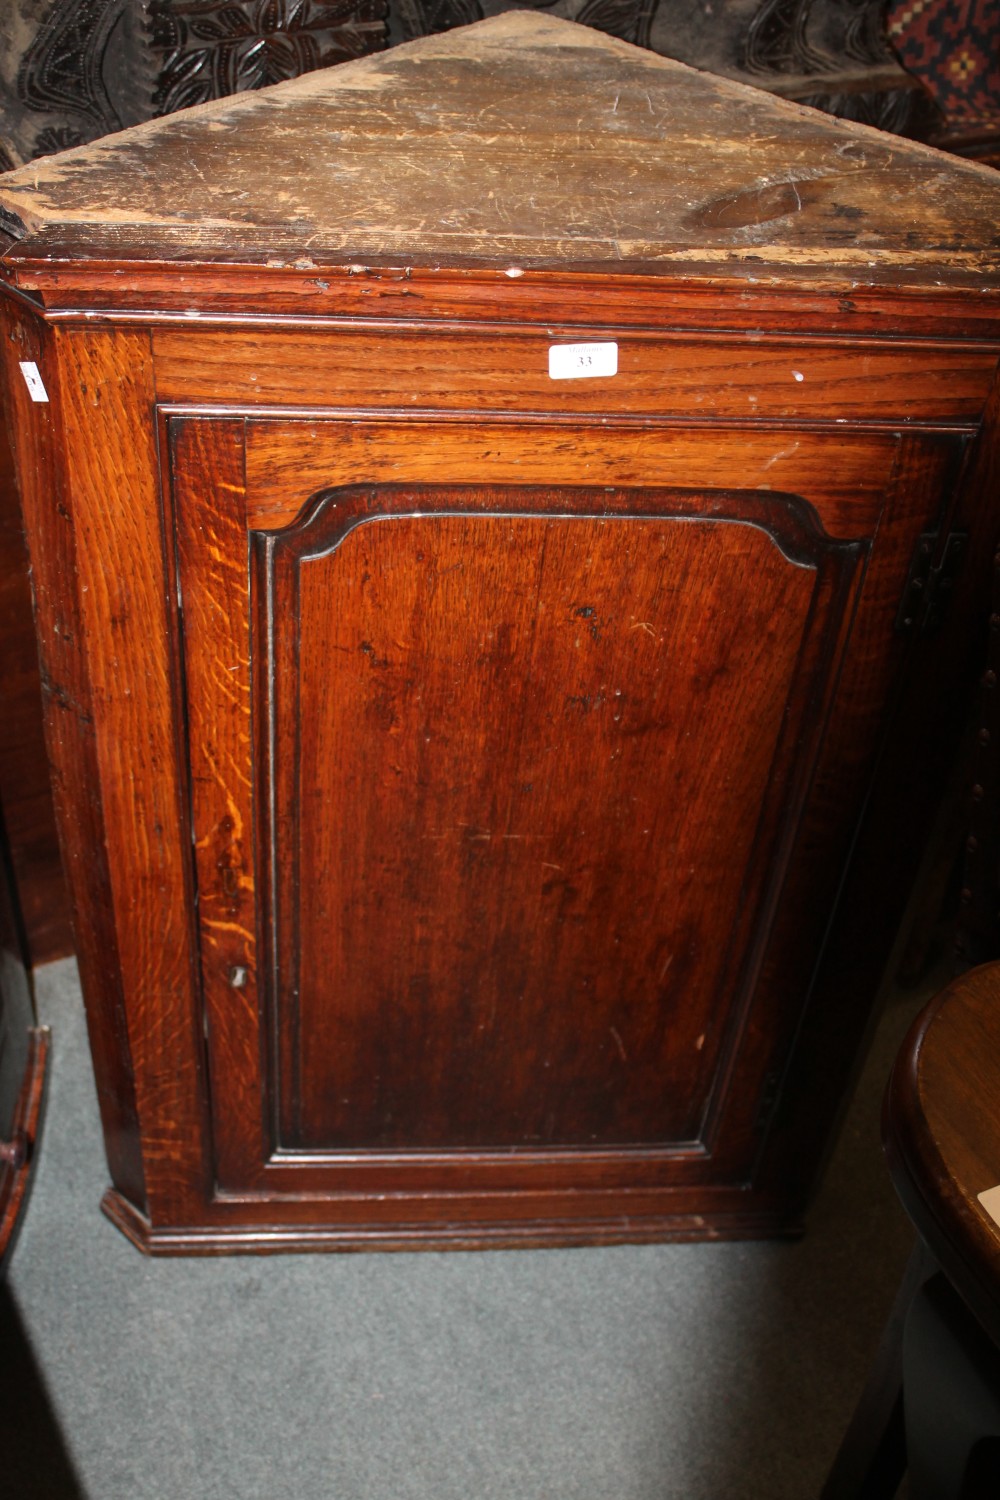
<box><xmin>169</xmin><ymin>411</ymin><xmax>873</xmax><ymax>1224</ymax></box>
<box><xmin>256</xmin><ymin>483</ymin><xmax>863</xmax><ymax>1160</ymax></box>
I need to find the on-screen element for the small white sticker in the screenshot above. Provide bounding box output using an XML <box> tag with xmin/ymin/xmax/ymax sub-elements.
<box><xmin>19</xmin><ymin>360</ymin><xmax>49</xmax><ymax>403</ymax></box>
<box><xmin>978</xmin><ymin>1184</ymin><xmax>1000</xmax><ymax>1230</ymax></box>
<box><xmin>548</xmin><ymin>342</ymin><xmax>618</xmax><ymax>380</ymax></box>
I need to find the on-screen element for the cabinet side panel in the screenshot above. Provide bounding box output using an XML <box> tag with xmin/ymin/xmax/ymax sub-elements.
<box><xmin>0</xmin><ymin>305</ymin><xmax>147</xmax><ymax>1211</ymax></box>
<box><xmin>715</xmin><ymin>435</ymin><xmax>964</xmax><ymax>1164</ymax></box>
<box><xmin>55</xmin><ymin>326</ymin><xmax>210</xmax><ymax>1222</ymax></box>
<box><xmin>758</xmin><ymin>421</ymin><xmax>996</xmax><ymax>1203</ymax></box>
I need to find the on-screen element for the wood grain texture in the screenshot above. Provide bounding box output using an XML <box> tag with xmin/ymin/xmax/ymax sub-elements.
<box><xmin>52</xmin><ymin>326</ymin><xmax>209</xmax><ymax>1223</ymax></box>
<box><xmin>265</xmin><ymin>487</ymin><xmax>855</xmax><ymax>1156</ymax></box>
<box><xmin>0</xmin><ymin>309</ymin><xmax>147</xmax><ymax>1211</ymax></box>
<box><xmin>239</xmin><ymin>420</ymin><xmax>970</xmax><ymax>1194</ymax></box>
<box><xmin>99</xmin><ymin>1185</ymin><xmax>799</xmax><ymax>1255</ymax></box>
<box><xmin>244</xmin><ymin>416</ymin><xmax>902</xmax><ymax>536</ymax></box>
<box><xmin>19</xmin><ymin>378</ymin><xmax>985</xmax><ymax>1246</ymax></box>
<box><xmin>176</xmin><ymin>414</ymin><xmax>953</xmax><ymax>1230</ymax></box>
<box><xmin>169</xmin><ymin>415</ymin><xmax>263</xmax><ymax>1189</ymax></box>
<box><xmin>3</xmin><ymin>341</ymin><xmax>994</xmax><ymax>1249</ymax></box>
<box><xmin>1</xmin><ymin>15</ymin><xmax>999</xmax><ymax>287</ymax></box>
<box><xmin>11</xmin><ymin>257</ymin><xmax>1000</xmax><ymax>340</ymax></box>
<box><xmin>152</xmin><ymin>325</ymin><xmax>998</xmax><ymax>425</ymax></box>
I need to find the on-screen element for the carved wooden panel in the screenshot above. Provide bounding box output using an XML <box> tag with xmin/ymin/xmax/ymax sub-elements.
<box><xmin>260</xmin><ymin>486</ymin><xmax>861</xmax><ymax>1155</ymax></box>
<box><xmin>168</xmin><ymin>413</ymin><xmax>889</xmax><ymax>1214</ymax></box>
<box><xmin>0</xmin><ymin>0</ymin><xmax>388</xmax><ymax>168</ymax></box>
<box><xmin>150</xmin><ymin>0</ymin><xmax>388</xmax><ymax>115</ymax></box>
<box><xmin>1</xmin><ymin>0</ymin><xmax>150</xmax><ymax>163</ymax></box>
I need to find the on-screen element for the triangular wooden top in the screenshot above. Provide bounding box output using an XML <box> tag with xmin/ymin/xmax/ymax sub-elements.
<box><xmin>0</xmin><ymin>12</ymin><xmax>998</xmax><ymax>288</ymax></box>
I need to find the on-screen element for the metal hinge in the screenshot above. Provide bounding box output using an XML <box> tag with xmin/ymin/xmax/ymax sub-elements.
<box><xmin>895</xmin><ymin>531</ymin><xmax>969</xmax><ymax>638</ymax></box>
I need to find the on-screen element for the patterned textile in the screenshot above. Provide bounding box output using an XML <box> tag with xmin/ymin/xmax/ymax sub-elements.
<box><xmin>0</xmin><ymin>0</ymin><xmax>387</xmax><ymax>168</ymax></box>
<box><xmin>887</xmin><ymin>0</ymin><xmax>1000</xmax><ymax>136</ymax></box>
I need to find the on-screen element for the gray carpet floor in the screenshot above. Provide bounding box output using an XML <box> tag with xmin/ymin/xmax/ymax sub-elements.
<box><xmin>1</xmin><ymin>953</ymin><xmax>929</xmax><ymax>1500</ymax></box>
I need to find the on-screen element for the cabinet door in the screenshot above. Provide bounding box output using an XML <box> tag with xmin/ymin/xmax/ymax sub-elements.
<box><xmin>168</xmin><ymin>414</ymin><xmax>955</xmax><ymax>1239</ymax></box>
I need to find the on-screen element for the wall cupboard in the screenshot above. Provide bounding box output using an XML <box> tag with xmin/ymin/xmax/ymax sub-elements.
<box><xmin>1</xmin><ymin>15</ymin><xmax>998</xmax><ymax>1251</ymax></box>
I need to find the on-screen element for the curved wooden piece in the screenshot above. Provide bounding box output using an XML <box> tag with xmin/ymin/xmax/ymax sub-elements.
<box><xmin>0</xmin><ymin>790</ymin><xmax>50</xmax><ymax>1271</ymax></box>
<box><xmin>0</xmin><ymin>1026</ymin><xmax>50</xmax><ymax>1271</ymax></box>
<box><xmin>825</xmin><ymin>965</ymin><xmax>1000</xmax><ymax>1498</ymax></box>
<box><xmin>884</xmin><ymin>960</ymin><xmax>1000</xmax><ymax>1348</ymax></box>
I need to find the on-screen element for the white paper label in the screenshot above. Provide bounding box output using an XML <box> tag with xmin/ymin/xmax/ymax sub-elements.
<box><xmin>19</xmin><ymin>360</ymin><xmax>49</xmax><ymax>403</ymax></box>
<box><xmin>548</xmin><ymin>342</ymin><xmax>618</xmax><ymax>380</ymax></box>
<box><xmin>978</xmin><ymin>1184</ymin><xmax>1000</xmax><ymax>1230</ymax></box>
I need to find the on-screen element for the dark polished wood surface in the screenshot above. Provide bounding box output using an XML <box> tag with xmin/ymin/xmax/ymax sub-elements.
<box><xmin>0</xmin><ymin>16</ymin><xmax>998</xmax><ymax>1251</ymax></box>
<box><xmin>0</xmin><ymin>2</ymin><xmax>973</xmax><ymax>974</ymax></box>
<box><xmin>824</xmin><ymin>964</ymin><xmax>1000</xmax><ymax>1498</ymax></box>
<box><xmin>885</xmin><ymin>961</ymin><xmax>1000</xmax><ymax>1347</ymax></box>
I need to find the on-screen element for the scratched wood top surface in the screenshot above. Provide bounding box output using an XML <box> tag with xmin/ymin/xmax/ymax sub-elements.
<box><xmin>0</xmin><ymin>12</ymin><xmax>998</xmax><ymax>288</ymax></box>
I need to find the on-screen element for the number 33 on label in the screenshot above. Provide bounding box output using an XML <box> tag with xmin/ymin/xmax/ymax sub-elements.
<box><xmin>548</xmin><ymin>343</ymin><xmax>618</xmax><ymax>380</ymax></box>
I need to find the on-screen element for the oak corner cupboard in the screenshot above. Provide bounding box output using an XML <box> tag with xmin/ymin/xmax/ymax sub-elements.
<box><xmin>0</xmin><ymin>14</ymin><xmax>998</xmax><ymax>1255</ymax></box>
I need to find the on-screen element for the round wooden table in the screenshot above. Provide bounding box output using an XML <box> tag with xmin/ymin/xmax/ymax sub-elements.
<box><xmin>824</xmin><ymin>962</ymin><xmax>1000</xmax><ymax>1499</ymax></box>
<box><xmin>887</xmin><ymin>962</ymin><xmax>1000</xmax><ymax>1347</ymax></box>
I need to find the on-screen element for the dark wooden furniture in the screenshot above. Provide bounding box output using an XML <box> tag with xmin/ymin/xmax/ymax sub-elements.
<box><xmin>0</xmin><ymin>0</ymin><xmax>951</xmax><ymax>972</ymax></box>
<box><xmin>0</xmin><ymin>2</ymin><xmax>391</xmax><ymax>969</ymax></box>
<box><xmin>824</xmin><ymin>961</ymin><xmax>1000</xmax><ymax>1498</ymax></box>
<box><xmin>888</xmin><ymin>963</ymin><xmax>1000</xmax><ymax>1354</ymax></box>
<box><xmin>0</xmin><ymin>13</ymin><xmax>998</xmax><ymax>1254</ymax></box>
